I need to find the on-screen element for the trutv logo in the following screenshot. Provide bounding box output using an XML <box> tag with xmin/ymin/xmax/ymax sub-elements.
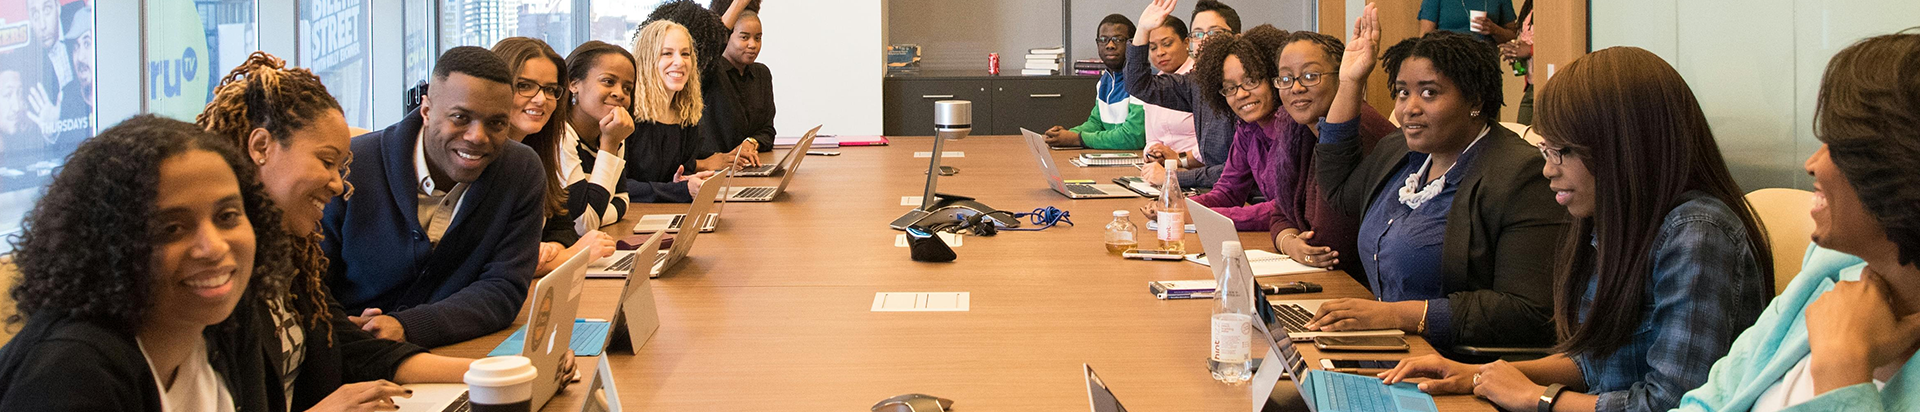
<box><xmin>149</xmin><ymin>47</ymin><xmax>200</xmax><ymax>99</ymax></box>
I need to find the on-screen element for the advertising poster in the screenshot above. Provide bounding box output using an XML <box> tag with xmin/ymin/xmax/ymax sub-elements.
<box><xmin>0</xmin><ymin>0</ymin><xmax>92</xmax><ymax>243</ymax></box>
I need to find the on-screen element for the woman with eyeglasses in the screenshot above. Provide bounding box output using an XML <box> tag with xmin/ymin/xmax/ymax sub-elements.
<box><xmin>1125</xmin><ymin>0</ymin><xmax>1245</xmax><ymax>189</ymax></box>
<box><xmin>491</xmin><ymin>37</ymin><xmax>619</xmax><ymax>278</ymax></box>
<box><xmin>1305</xmin><ymin>6</ymin><xmax>1566</xmax><ymax>354</ymax></box>
<box><xmin>1377</xmin><ymin>46</ymin><xmax>1772</xmax><ymax>412</ymax></box>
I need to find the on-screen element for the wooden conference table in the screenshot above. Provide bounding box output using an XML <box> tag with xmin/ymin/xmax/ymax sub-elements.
<box><xmin>434</xmin><ymin>135</ymin><xmax>1496</xmax><ymax>411</ymax></box>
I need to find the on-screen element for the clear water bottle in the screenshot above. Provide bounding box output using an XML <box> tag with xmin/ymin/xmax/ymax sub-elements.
<box><xmin>1157</xmin><ymin>159</ymin><xmax>1188</xmax><ymax>254</ymax></box>
<box><xmin>1209</xmin><ymin>241</ymin><xmax>1255</xmax><ymax>384</ymax></box>
<box><xmin>1104</xmin><ymin>210</ymin><xmax>1139</xmax><ymax>255</ymax></box>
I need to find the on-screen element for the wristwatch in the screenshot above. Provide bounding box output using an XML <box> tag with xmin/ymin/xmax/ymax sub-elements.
<box><xmin>1538</xmin><ymin>383</ymin><xmax>1567</xmax><ymax>412</ymax></box>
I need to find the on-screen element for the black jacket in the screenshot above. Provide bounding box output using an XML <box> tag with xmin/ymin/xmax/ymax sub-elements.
<box><xmin>245</xmin><ymin>297</ymin><xmax>428</xmax><ymax>412</ymax></box>
<box><xmin>1315</xmin><ymin>124</ymin><xmax>1567</xmax><ymax>347</ymax></box>
<box><xmin>0</xmin><ymin>314</ymin><xmax>260</xmax><ymax>411</ymax></box>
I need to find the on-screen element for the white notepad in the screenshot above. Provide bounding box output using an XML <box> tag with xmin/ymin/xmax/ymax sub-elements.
<box><xmin>871</xmin><ymin>292</ymin><xmax>971</xmax><ymax>311</ymax></box>
<box><xmin>1185</xmin><ymin>249</ymin><xmax>1330</xmax><ymax>277</ymax></box>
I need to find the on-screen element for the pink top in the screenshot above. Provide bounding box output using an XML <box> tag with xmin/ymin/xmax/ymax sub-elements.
<box><xmin>1142</xmin><ymin>59</ymin><xmax>1200</xmax><ymax>162</ymax></box>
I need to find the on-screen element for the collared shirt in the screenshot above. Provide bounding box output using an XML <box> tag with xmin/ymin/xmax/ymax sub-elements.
<box><xmin>1571</xmin><ymin>193</ymin><xmax>1769</xmax><ymax>412</ymax></box>
<box><xmin>1355</xmin><ymin>128</ymin><xmax>1492</xmax><ymax>346</ymax></box>
<box><xmin>414</xmin><ymin>130</ymin><xmax>469</xmax><ymax>241</ymax></box>
<box><xmin>1143</xmin><ymin>59</ymin><xmax>1200</xmax><ymax>161</ymax></box>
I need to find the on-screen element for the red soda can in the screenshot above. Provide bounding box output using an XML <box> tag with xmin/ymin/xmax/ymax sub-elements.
<box><xmin>988</xmin><ymin>53</ymin><xmax>1000</xmax><ymax>75</ymax></box>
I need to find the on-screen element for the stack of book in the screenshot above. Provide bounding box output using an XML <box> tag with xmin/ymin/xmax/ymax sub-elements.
<box><xmin>886</xmin><ymin>44</ymin><xmax>921</xmax><ymax>77</ymax></box>
<box><xmin>1023</xmin><ymin>46</ymin><xmax>1065</xmax><ymax>76</ymax></box>
<box><xmin>1073</xmin><ymin>59</ymin><xmax>1106</xmax><ymax>75</ymax></box>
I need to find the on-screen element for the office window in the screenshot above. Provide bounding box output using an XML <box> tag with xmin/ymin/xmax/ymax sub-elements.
<box><xmin>0</xmin><ymin>0</ymin><xmax>106</xmax><ymax>245</ymax></box>
<box><xmin>404</xmin><ymin>0</ymin><xmax>435</xmax><ymax>91</ymax></box>
<box><xmin>444</xmin><ymin>0</ymin><xmax>579</xmax><ymax>55</ymax></box>
<box><xmin>591</xmin><ymin>0</ymin><xmax>708</xmax><ymax>48</ymax></box>
<box><xmin>144</xmin><ymin>0</ymin><xmax>254</xmax><ymax>121</ymax></box>
<box><xmin>300</xmin><ymin>0</ymin><xmax>373</xmax><ymax>128</ymax></box>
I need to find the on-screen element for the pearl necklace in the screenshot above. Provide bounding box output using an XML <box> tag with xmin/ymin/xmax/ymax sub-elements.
<box><xmin>1397</xmin><ymin>126</ymin><xmax>1490</xmax><ymax>209</ymax></box>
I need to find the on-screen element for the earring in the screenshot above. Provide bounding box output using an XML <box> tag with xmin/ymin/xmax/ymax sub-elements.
<box><xmin>255</xmin><ymin>158</ymin><xmax>267</xmax><ymax>165</ymax></box>
<box><xmin>1470</xmin><ymin>110</ymin><xmax>1481</xmax><ymax>117</ymax></box>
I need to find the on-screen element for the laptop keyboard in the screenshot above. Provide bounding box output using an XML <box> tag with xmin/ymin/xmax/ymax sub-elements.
<box><xmin>1065</xmin><ymin>184</ymin><xmax>1107</xmax><ymax>196</ymax></box>
<box><xmin>441</xmin><ymin>392</ymin><xmax>471</xmax><ymax>412</ymax></box>
<box><xmin>1273</xmin><ymin>303</ymin><xmax>1314</xmax><ymax>333</ymax></box>
<box><xmin>736</xmin><ymin>187</ymin><xmax>775</xmax><ymax>199</ymax></box>
<box><xmin>1319</xmin><ymin>372</ymin><xmax>1397</xmax><ymax>412</ymax></box>
<box><xmin>740</xmin><ymin>164</ymin><xmax>776</xmax><ymax>174</ymax></box>
<box><xmin>607</xmin><ymin>252</ymin><xmax>638</xmax><ymax>272</ymax></box>
<box><xmin>667</xmin><ymin>214</ymin><xmax>685</xmax><ymax>229</ymax></box>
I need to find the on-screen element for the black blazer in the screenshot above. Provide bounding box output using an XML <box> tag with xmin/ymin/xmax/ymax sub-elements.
<box><xmin>243</xmin><ymin>298</ymin><xmax>427</xmax><ymax>411</ymax></box>
<box><xmin>1315</xmin><ymin>124</ymin><xmax>1567</xmax><ymax>347</ymax></box>
<box><xmin>0</xmin><ymin>314</ymin><xmax>262</xmax><ymax>411</ymax></box>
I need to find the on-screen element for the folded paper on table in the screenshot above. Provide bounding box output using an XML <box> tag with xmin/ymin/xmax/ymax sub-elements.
<box><xmin>1185</xmin><ymin>249</ymin><xmax>1330</xmax><ymax>277</ymax></box>
<box><xmin>487</xmin><ymin>319</ymin><xmax>612</xmax><ymax>357</ymax></box>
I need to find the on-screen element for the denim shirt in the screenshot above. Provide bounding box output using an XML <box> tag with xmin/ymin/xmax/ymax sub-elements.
<box><xmin>1570</xmin><ymin>192</ymin><xmax>1769</xmax><ymax>412</ymax></box>
<box><xmin>1354</xmin><ymin>132</ymin><xmax>1492</xmax><ymax>346</ymax></box>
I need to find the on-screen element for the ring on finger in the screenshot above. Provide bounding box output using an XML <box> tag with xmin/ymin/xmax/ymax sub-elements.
<box><xmin>1472</xmin><ymin>373</ymin><xmax>1481</xmax><ymax>387</ymax></box>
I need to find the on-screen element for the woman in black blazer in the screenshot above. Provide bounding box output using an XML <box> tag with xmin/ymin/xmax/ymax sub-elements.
<box><xmin>1303</xmin><ymin>7</ymin><xmax>1566</xmax><ymax>351</ymax></box>
<box><xmin>0</xmin><ymin>116</ymin><xmax>304</xmax><ymax>411</ymax></box>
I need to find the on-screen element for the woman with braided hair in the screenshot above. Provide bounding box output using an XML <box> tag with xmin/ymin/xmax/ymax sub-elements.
<box><xmin>196</xmin><ymin>51</ymin><xmax>473</xmax><ymax>412</ymax></box>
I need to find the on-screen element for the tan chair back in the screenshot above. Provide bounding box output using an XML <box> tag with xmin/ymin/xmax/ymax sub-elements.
<box><xmin>1746</xmin><ymin>188</ymin><xmax>1815</xmax><ymax>295</ymax></box>
<box><xmin>0</xmin><ymin>257</ymin><xmax>15</xmax><ymax>346</ymax></box>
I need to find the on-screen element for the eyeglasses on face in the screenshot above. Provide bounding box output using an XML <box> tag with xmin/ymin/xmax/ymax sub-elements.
<box><xmin>514</xmin><ymin>81</ymin><xmax>562</xmax><ymax>99</ymax></box>
<box><xmin>1530</xmin><ymin>127</ymin><xmax>1575</xmax><ymax>165</ymax></box>
<box><xmin>1275</xmin><ymin>72</ymin><xmax>1326</xmax><ymax>89</ymax></box>
<box><xmin>1191</xmin><ymin>28</ymin><xmax>1233</xmax><ymax>40</ymax></box>
<box><xmin>1095</xmin><ymin>35</ymin><xmax>1132</xmax><ymax>45</ymax></box>
<box><xmin>1219</xmin><ymin>78</ymin><xmax>1270</xmax><ymax>97</ymax></box>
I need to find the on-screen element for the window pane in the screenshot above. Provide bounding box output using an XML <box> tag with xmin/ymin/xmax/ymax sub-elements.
<box><xmin>443</xmin><ymin>0</ymin><xmax>578</xmax><ymax>55</ymax></box>
<box><xmin>300</xmin><ymin>0</ymin><xmax>372</xmax><ymax>128</ymax></box>
<box><xmin>0</xmin><ymin>0</ymin><xmax>110</xmax><ymax>245</ymax></box>
<box><xmin>405</xmin><ymin>0</ymin><xmax>434</xmax><ymax>90</ymax></box>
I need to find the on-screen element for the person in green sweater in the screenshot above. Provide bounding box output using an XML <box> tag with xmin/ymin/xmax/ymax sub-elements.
<box><xmin>1044</xmin><ymin>14</ymin><xmax>1147</xmax><ymax>150</ymax></box>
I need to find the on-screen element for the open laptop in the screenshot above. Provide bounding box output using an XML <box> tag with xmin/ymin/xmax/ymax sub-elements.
<box><xmin>726</xmin><ymin>125</ymin><xmax>822</xmax><ymax>202</ymax></box>
<box><xmin>731</xmin><ymin>143</ymin><xmax>805</xmax><ymax>177</ymax></box>
<box><xmin>1019</xmin><ymin>128</ymin><xmax>1137</xmax><ymax>199</ymax></box>
<box><xmin>587</xmin><ymin>174</ymin><xmax>727</xmax><ymax>279</ymax></box>
<box><xmin>396</xmin><ymin>245</ymin><xmax>592</xmax><ymax>412</ymax></box>
<box><xmin>1188</xmin><ymin>198</ymin><xmax>1402</xmax><ymax>342</ymax></box>
<box><xmin>1250</xmin><ymin>303</ymin><xmax>1437</xmax><ymax>412</ymax></box>
<box><xmin>1084</xmin><ymin>364</ymin><xmax>1130</xmax><ymax>412</ymax></box>
<box><xmin>632</xmin><ymin>170</ymin><xmax>731</xmax><ymax>234</ymax></box>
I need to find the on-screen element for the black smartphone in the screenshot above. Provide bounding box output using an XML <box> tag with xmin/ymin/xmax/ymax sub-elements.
<box><xmin>1312</xmin><ymin>336</ymin><xmax>1411</xmax><ymax>352</ymax></box>
<box><xmin>1319</xmin><ymin>359</ymin><xmax>1400</xmax><ymax>370</ymax></box>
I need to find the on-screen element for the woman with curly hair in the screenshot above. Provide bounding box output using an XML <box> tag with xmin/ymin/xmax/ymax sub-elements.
<box><xmin>1139</xmin><ymin>24</ymin><xmax>1291</xmax><ymax>230</ymax></box>
<box><xmin>195</xmin><ymin>52</ymin><xmax>471</xmax><ymax>411</ymax></box>
<box><xmin>619</xmin><ymin>18</ymin><xmax>718</xmax><ymax>203</ymax></box>
<box><xmin>1305</xmin><ymin>5</ymin><xmax>1566</xmax><ymax>353</ymax></box>
<box><xmin>491</xmin><ymin>37</ymin><xmax>619</xmax><ymax>277</ymax></box>
<box><xmin>638</xmin><ymin>0</ymin><xmax>753</xmax><ymax>176</ymax></box>
<box><xmin>1670</xmin><ymin>29</ymin><xmax>1920</xmax><ymax>412</ymax></box>
<box><xmin>0</xmin><ymin>115</ymin><xmax>314</xmax><ymax>410</ymax></box>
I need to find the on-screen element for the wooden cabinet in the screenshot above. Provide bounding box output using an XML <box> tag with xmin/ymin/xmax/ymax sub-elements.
<box><xmin>883</xmin><ymin>73</ymin><xmax>1097</xmax><ymax>136</ymax></box>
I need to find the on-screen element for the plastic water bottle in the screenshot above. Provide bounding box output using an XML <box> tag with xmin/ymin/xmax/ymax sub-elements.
<box><xmin>1104</xmin><ymin>210</ymin><xmax>1139</xmax><ymax>255</ymax></box>
<box><xmin>1157</xmin><ymin>159</ymin><xmax>1188</xmax><ymax>254</ymax></box>
<box><xmin>1209</xmin><ymin>241</ymin><xmax>1255</xmax><ymax>384</ymax></box>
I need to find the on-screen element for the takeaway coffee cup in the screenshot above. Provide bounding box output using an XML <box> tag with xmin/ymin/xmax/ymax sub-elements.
<box><xmin>466</xmin><ymin>356</ymin><xmax>538</xmax><ymax>412</ymax></box>
<box><xmin>1469</xmin><ymin>10</ymin><xmax>1489</xmax><ymax>33</ymax></box>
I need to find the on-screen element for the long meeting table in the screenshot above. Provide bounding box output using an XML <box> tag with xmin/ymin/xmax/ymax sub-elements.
<box><xmin>435</xmin><ymin>135</ymin><xmax>1497</xmax><ymax>411</ymax></box>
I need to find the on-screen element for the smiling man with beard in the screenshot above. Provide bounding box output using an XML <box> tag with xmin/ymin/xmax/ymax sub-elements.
<box><xmin>320</xmin><ymin>46</ymin><xmax>547</xmax><ymax>348</ymax></box>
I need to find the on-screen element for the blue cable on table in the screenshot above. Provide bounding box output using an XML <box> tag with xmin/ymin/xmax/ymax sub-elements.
<box><xmin>1000</xmin><ymin>206</ymin><xmax>1072</xmax><ymax>231</ymax></box>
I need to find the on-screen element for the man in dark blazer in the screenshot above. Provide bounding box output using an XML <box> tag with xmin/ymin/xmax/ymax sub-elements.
<box><xmin>321</xmin><ymin>46</ymin><xmax>545</xmax><ymax>347</ymax></box>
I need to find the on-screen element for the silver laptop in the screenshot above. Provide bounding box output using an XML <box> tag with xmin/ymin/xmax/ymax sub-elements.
<box><xmin>588</xmin><ymin>174</ymin><xmax>728</xmax><ymax>279</ymax></box>
<box><xmin>1019</xmin><ymin>128</ymin><xmax>1137</xmax><ymax>199</ymax></box>
<box><xmin>1084</xmin><ymin>364</ymin><xmax>1130</xmax><ymax>412</ymax></box>
<box><xmin>631</xmin><ymin>212</ymin><xmax>718</xmax><ymax>233</ymax></box>
<box><xmin>1188</xmin><ymin>198</ymin><xmax>1402</xmax><ymax>342</ymax></box>
<box><xmin>726</xmin><ymin>125</ymin><xmax>822</xmax><ymax>202</ymax></box>
<box><xmin>731</xmin><ymin>145</ymin><xmax>803</xmax><ymax>177</ymax></box>
<box><xmin>1250</xmin><ymin>305</ymin><xmax>1437</xmax><ymax>412</ymax></box>
<box><xmin>395</xmin><ymin>245</ymin><xmax>591</xmax><ymax>412</ymax></box>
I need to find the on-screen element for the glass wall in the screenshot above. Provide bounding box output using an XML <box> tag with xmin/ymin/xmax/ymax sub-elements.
<box><xmin>444</xmin><ymin>0</ymin><xmax>580</xmax><ymax>55</ymax></box>
<box><xmin>405</xmin><ymin>0</ymin><xmax>436</xmax><ymax>93</ymax></box>
<box><xmin>301</xmin><ymin>0</ymin><xmax>373</xmax><ymax>128</ymax></box>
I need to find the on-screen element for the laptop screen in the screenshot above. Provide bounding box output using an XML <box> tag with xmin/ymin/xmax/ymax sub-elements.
<box><xmin>1084</xmin><ymin>365</ymin><xmax>1129</xmax><ymax>412</ymax></box>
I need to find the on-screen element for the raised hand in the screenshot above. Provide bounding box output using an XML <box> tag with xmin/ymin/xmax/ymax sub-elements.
<box><xmin>1340</xmin><ymin>3</ymin><xmax>1382</xmax><ymax>83</ymax></box>
<box><xmin>1135</xmin><ymin>0</ymin><xmax>1178</xmax><ymax>44</ymax></box>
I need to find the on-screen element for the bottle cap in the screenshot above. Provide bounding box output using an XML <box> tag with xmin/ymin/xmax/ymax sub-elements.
<box><xmin>1221</xmin><ymin>240</ymin><xmax>1243</xmax><ymax>256</ymax></box>
<box><xmin>1113</xmin><ymin>210</ymin><xmax>1130</xmax><ymax>218</ymax></box>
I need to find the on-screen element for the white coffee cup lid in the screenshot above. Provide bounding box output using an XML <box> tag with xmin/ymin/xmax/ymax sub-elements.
<box><xmin>464</xmin><ymin>356</ymin><xmax>538</xmax><ymax>387</ymax></box>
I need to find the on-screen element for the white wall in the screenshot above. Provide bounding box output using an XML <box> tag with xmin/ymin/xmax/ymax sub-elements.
<box><xmin>755</xmin><ymin>0</ymin><xmax>887</xmax><ymax>136</ymax></box>
<box><xmin>1592</xmin><ymin>0</ymin><xmax>1920</xmax><ymax>191</ymax></box>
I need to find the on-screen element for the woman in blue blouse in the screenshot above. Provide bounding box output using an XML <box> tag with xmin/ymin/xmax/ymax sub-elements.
<box><xmin>1306</xmin><ymin>5</ymin><xmax>1566</xmax><ymax>351</ymax></box>
<box><xmin>1375</xmin><ymin>47</ymin><xmax>1774</xmax><ymax>412</ymax></box>
<box><xmin>1670</xmin><ymin>30</ymin><xmax>1920</xmax><ymax>412</ymax></box>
